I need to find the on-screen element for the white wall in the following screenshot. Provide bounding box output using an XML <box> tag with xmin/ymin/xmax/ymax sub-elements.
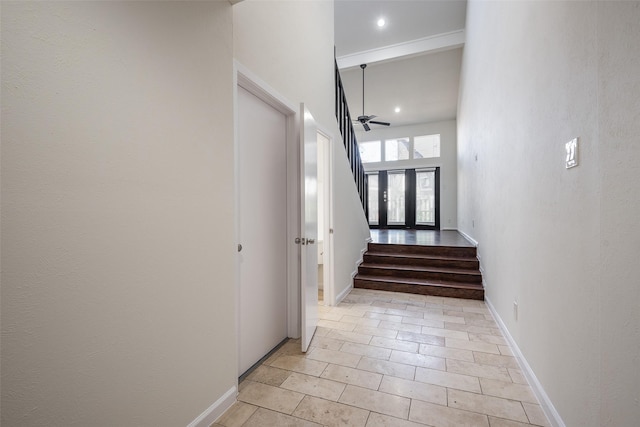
<box><xmin>1</xmin><ymin>2</ymin><xmax>237</xmax><ymax>425</ymax></box>
<box><xmin>457</xmin><ymin>1</ymin><xmax>640</xmax><ymax>426</ymax></box>
<box><xmin>358</xmin><ymin>120</ymin><xmax>458</xmax><ymax>229</ymax></box>
<box><xmin>233</xmin><ymin>0</ymin><xmax>370</xmax><ymax>306</ymax></box>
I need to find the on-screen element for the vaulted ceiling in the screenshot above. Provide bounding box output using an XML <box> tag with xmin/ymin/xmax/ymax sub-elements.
<box><xmin>335</xmin><ymin>0</ymin><xmax>467</xmax><ymax>130</ymax></box>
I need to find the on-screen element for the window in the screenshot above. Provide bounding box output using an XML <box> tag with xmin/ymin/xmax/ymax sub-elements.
<box><xmin>385</xmin><ymin>138</ymin><xmax>410</xmax><ymax>161</ymax></box>
<box><xmin>413</xmin><ymin>134</ymin><xmax>441</xmax><ymax>159</ymax></box>
<box><xmin>358</xmin><ymin>140</ymin><xmax>381</xmax><ymax>163</ymax></box>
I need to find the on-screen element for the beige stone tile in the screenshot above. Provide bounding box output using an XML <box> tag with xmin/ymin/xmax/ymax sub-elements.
<box><xmin>389</xmin><ymin>350</ymin><xmax>446</xmax><ymax>370</ymax></box>
<box><xmin>341</xmin><ymin>342</ymin><xmax>392</xmax><ymax>360</ymax></box>
<box><xmin>354</xmin><ymin>325</ymin><xmax>400</xmax><ymax>338</ymax></box>
<box><xmin>385</xmin><ymin>308</ymin><xmax>426</xmax><ymax>319</ymax></box>
<box><xmin>293</xmin><ymin>395</ymin><xmax>370</xmax><ymax>427</ymax></box>
<box><xmin>415</xmin><ymin>367</ymin><xmax>481</xmax><ymax>393</ymax></box>
<box><xmin>264</xmin><ymin>341</ymin><xmax>305</xmax><ymax>364</ymax></box>
<box><xmin>523</xmin><ymin>403</ymin><xmax>551</xmax><ymax>427</ymax></box>
<box><xmin>314</xmin><ymin>326</ymin><xmax>331</xmax><ymax>337</ymax></box>
<box><xmin>392</xmin><ymin>298</ymin><xmax>426</xmax><ymax>308</ymax></box>
<box><xmin>462</xmin><ymin>306</ymin><xmax>491</xmax><ymax>315</ymax></box>
<box><xmin>327</xmin><ymin>329</ymin><xmax>373</xmax><ymax>345</ymax></box>
<box><xmin>508</xmin><ymin>368</ymin><xmax>528</xmax><ymax>385</ymax></box>
<box><xmin>309</xmin><ymin>335</ymin><xmax>345</xmax><ymax>351</ymax></box>
<box><xmin>499</xmin><ymin>345</ymin><xmax>514</xmax><ymax>356</ymax></box>
<box><xmin>445</xmin><ymin>322</ymin><xmax>501</xmax><ymax>336</ymax></box>
<box><xmin>370</xmin><ymin>336</ymin><xmax>420</xmax><ymax>353</ymax></box>
<box><xmin>318</xmin><ymin>319</ymin><xmax>357</xmax><ymax>332</ymax></box>
<box><xmin>486</xmin><ymin>416</ymin><xmax>534</xmax><ymax>427</ymax></box>
<box><xmin>473</xmin><ymin>352</ymin><xmax>519</xmax><ymax>369</ymax></box>
<box><xmin>464</xmin><ymin>318</ymin><xmax>499</xmax><ymax>328</ymax></box>
<box><xmin>446</xmin><ymin>338</ymin><xmax>500</xmax><ymax>354</ymax></box>
<box><xmin>280</xmin><ymin>372</ymin><xmax>347</xmax><ymax>401</ymax></box>
<box><xmin>215</xmin><ymin>401</ymin><xmax>258</xmax><ymax>427</ymax></box>
<box><xmin>320</xmin><ymin>364</ymin><xmax>383</xmax><ymax>390</ymax></box>
<box><xmin>444</xmin><ymin>310</ymin><xmax>487</xmax><ymax>321</ymax></box>
<box><xmin>365</xmin><ymin>412</ymin><xmax>428</xmax><ymax>427</ymax></box>
<box><xmin>341</xmin><ymin>315</ymin><xmax>382</xmax><ymax>327</ymax></box>
<box><xmin>419</xmin><ymin>343</ymin><xmax>475</xmax><ymax>362</ymax></box>
<box><xmin>480</xmin><ymin>378</ymin><xmax>537</xmax><ymax>403</ymax></box>
<box><xmin>402</xmin><ymin>316</ymin><xmax>449</xmax><ymax>327</ymax></box>
<box><xmin>379</xmin><ymin>375</ymin><xmax>447</xmax><ymax>406</ymax></box>
<box><xmin>446</xmin><ymin>359</ymin><xmax>512</xmax><ymax>382</ymax></box>
<box><xmin>378</xmin><ymin>320</ymin><xmax>423</xmax><ymax>334</ymax></box>
<box><xmin>364</xmin><ymin>312</ymin><xmax>404</xmax><ymax>323</ymax></box>
<box><xmin>269</xmin><ymin>355</ymin><xmax>328</xmax><ymax>376</ymax></box>
<box><xmin>421</xmin><ymin>326</ymin><xmax>470</xmax><ymax>340</ymax></box>
<box><xmin>357</xmin><ymin>357</ymin><xmax>416</xmax><ymax>380</ymax></box>
<box><xmin>405</xmin><ymin>305</ymin><xmax>445</xmax><ymax>316</ymax></box>
<box><xmin>424</xmin><ymin>312</ymin><xmax>467</xmax><ymax>324</ymax></box>
<box><xmin>339</xmin><ymin>385</ymin><xmax>411</xmax><ymax>419</ymax></box>
<box><xmin>469</xmin><ymin>333</ymin><xmax>508</xmax><ymax>346</ymax></box>
<box><xmin>398</xmin><ymin>331</ymin><xmax>446</xmax><ymax>346</ymax></box>
<box><xmin>373</xmin><ymin>301</ymin><xmax>409</xmax><ymax>310</ymax></box>
<box><xmin>237</xmin><ymin>381</ymin><xmax>305</xmax><ymax>415</ymax></box>
<box><xmin>307</xmin><ymin>347</ymin><xmax>362</xmax><ymax>368</ymax></box>
<box><xmin>320</xmin><ymin>311</ymin><xmax>347</xmax><ymax>321</ymax></box>
<box><xmin>245</xmin><ymin>365</ymin><xmax>292</xmax><ymax>387</ymax></box>
<box><xmin>409</xmin><ymin>400</ymin><xmax>490</xmax><ymax>427</ymax></box>
<box><xmin>243</xmin><ymin>408</ymin><xmax>323</xmax><ymax>427</ymax></box>
<box><xmin>448</xmin><ymin>389</ymin><xmax>528</xmax><ymax>423</ymax></box>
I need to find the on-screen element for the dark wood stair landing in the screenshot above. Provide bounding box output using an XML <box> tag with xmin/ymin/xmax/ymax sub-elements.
<box><xmin>355</xmin><ymin>231</ymin><xmax>484</xmax><ymax>300</ymax></box>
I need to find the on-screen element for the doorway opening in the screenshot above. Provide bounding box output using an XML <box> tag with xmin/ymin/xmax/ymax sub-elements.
<box><xmin>316</xmin><ymin>131</ymin><xmax>331</xmax><ymax>305</ymax></box>
<box><xmin>367</xmin><ymin>167</ymin><xmax>440</xmax><ymax>230</ymax></box>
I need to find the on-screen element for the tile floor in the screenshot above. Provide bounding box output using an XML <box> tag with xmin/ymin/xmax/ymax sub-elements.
<box><xmin>214</xmin><ymin>289</ymin><xmax>551</xmax><ymax>427</ymax></box>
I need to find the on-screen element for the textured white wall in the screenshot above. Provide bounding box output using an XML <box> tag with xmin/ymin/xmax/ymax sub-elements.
<box><xmin>234</xmin><ymin>0</ymin><xmax>370</xmax><ymax>306</ymax></box>
<box><xmin>1</xmin><ymin>2</ymin><xmax>236</xmax><ymax>425</ymax></box>
<box><xmin>458</xmin><ymin>1</ymin><xmax>640</xmax><ymax>426</ymax></box>
<box><xmin>357</xmin><ymin>120</ymin><xmax>458</xmax><ymax>229</ymax></box>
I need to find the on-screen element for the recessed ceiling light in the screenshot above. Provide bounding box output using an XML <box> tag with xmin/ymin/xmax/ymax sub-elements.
<box><xmin>377</xmin><ymin>18</ymin><xmax>386</xmax><ymax>28</ymax></box>
<box><xmin>395</xmin><ymin>107</ymin><xmax>401</xmax><ymax>113</ymax></box>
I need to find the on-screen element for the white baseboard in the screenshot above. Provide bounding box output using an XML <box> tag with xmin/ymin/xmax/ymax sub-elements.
<box><xmin>457</xmin><ymin>228</ymin><xmax>479</xmax><ymax>247</ymax></box>
<box><xmin>187</xmin><ymin>386</ymin><xmax>237</xmax><ymax>427</ymax></box>
<box><xmin>336</xmin><ymin>283</ymin><xmax>353</xmax><ymax>304</ymax></box>
<box><xmin>484</xmin><ymin>297</ymin><xmax>566</xmax><ymax>427</ymax></box>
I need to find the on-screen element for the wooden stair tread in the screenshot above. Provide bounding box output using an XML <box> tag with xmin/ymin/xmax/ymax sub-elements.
<box><xmin>355</xmin><ymin>274</ymin><xmax>484</xmax><ymax>290</ymax></box>
<box><xmin>360</xmin><ymin>263</ymin><xmax>482</xmax><ymax>276</ymax></box>
<box><xmin>365</xmin><ymin>251</ymin><xmax>478</xmax><ymax>262</ymax></box>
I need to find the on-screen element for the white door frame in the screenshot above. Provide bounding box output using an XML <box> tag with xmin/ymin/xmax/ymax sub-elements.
<box><xmin>233</xmin><ymin>61</ymin><xmax>302</xmax><ymax>371</ymax></box>
<box><xmin>315</xmin><ymin>125</ymin><xmax>336</xmax><ymax>306</ymax></box>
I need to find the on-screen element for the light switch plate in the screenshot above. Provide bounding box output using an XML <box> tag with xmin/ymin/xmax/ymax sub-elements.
<box><xmin>566</xmin><ymin>138</ymin><xmax>578</xmax><ymax>169</ymax></box>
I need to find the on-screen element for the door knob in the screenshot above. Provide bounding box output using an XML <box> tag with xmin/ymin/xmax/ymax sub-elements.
<box><xmin>307</xmin><ymin>239</ymin><xmax>315</xmax><ymax>244</ymax></box>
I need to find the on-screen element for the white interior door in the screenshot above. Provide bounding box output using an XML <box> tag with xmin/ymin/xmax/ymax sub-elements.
<box><xmin>238</xmin><ymin>86</ymin><xmax>288</xmax><ymax>376</ymax></box>
<box><xmin>300</xmin><ymin>104</ymin><xmax>318</xmax><ymax>352</ymax></box>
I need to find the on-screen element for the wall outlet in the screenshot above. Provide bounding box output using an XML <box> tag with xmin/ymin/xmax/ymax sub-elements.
<box><xmin>513</xmin><ymin>300</ymin><xmax>518</xmax><ymax>321</ymax></box>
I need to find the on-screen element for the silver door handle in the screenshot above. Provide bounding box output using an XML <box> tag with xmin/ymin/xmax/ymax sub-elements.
<box><xmin>307</xmin><ymin>239</ymin><xmax>315</xmax><ymax>245</ymax></box>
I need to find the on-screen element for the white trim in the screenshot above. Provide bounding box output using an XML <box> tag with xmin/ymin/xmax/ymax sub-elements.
<box><xmin>187</xmin><ymin>386</ymin><xmax>237</xmax><ymax>427</ymax></box>
<box><xmin>336</xmin><ymin>30</ymin><xmax>465</xmax><ymax>69</ymax></box>
<box><xmin>457</xmin><ymin>228</ymin><xmax>479</xmax><ymax>247</ymax></box>
<box><xmin>335</xmin><ymin>283</ymin><xmax>353</xmax><ymax>305</ymax></box>
<box><xmin>485</xmin><ymin>298</ymin><xmax>566</xmax><ymax>427</ymax></box>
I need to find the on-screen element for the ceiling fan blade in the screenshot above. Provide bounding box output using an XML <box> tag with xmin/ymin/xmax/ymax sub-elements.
<box><xmin>363</xmin><ymin>122</ymin><xmax>371</xmax><ymax>131</ymax></box>
<box><xmin>367</xmin><ymin>115</ymin><xmax>377</xmax><ymax>120</ymax></box>
<box><xmin>369</xmin><ymin>120</ymin><xmax>390</xmax><ymax>126</ymax></box>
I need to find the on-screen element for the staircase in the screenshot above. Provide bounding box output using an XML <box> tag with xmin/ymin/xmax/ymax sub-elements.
<box><xmin>354</xmin><ymin>242</ymin><xmax>484</xmax><ymax>300</ymax></box>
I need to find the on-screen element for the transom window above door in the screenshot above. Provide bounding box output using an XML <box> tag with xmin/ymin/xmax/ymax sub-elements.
<box><xmin>358</xmin><ymin>134</ymin><xmax>441</xmax><ymax>164</ymax></box>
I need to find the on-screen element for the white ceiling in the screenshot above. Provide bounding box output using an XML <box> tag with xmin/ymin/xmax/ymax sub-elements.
<box><xmin>335</xmin><ymin>0</ymin><xmax>467</xmax><ymax>129</ymax></box>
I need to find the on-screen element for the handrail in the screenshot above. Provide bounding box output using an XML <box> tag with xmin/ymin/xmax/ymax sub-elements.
<box><xmin>335</xmin><ymin>60</ymin><xmax>368</xmax><ymax>218</ymax></box>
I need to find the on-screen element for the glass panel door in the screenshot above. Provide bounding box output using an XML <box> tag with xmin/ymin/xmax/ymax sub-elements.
<box><xmin>416</xmin><ymin>169</ymin><xmax>436</xmax><ymax>226</ymax></box>
<box><xmin>386</xmin><ymin>171</ymin><xmax>405</xmax><ymax>225</ymax></box>
<box><xmin>367</xmin><ymin>173</ymin><xmax>379</xmax><ymax>225</ymax></box>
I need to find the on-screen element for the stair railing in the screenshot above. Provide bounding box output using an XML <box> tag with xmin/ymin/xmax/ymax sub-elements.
<box><xmin>335</xmin><ymin>59</ymin><xmax>368</xmax><ymax>218</ymax></box>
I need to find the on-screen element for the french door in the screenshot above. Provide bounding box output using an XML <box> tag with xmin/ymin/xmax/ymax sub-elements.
<box><xmin>367</xmin><ymin>168</ymin><xmax>440</xmax><ymax>229</ymax></box>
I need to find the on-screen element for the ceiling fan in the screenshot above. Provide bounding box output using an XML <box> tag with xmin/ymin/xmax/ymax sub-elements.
<box><xmin>355</xmin><ymin>64</ymin><xmax>390</xmax><ymax>131</ymax></box>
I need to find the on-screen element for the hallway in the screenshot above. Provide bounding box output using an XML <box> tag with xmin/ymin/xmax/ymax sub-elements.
<box><xmin>215</xmin><ymin>289</ymin><xmax>550</xmax><ymax>427</ymax></box>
